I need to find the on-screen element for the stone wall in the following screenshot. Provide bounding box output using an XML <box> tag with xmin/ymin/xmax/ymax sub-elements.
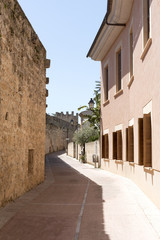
<box><xmin>0</xmin><ymin>0</ymin><xmax>48</xmax><ymax>207</ymax></box>
<box><xmin>55</xmin><ymin>111</ymin><xmax>78</xmax><ymax>127</ymax></box>
<box><xmin>46</xmin><ymin>114</ymin><xmax>78</xmax><ymax>154</ymax></box>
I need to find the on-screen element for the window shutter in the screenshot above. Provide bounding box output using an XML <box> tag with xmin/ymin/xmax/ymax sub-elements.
<box><xmin>143</xmin><ymin>113</ymin><xmax>152</xmax><ymax>167</ymax></box>
<box><xmin>105</xmin><ymin>134</ymin><xmax>109</xmax><ymax>159</ymax></box>
<box><xmin>138</xmin><ymin>118</ymin><xmax>143</xmax><ymax>165</ymax></box>
<box><xmin>130</xmin><ymin>31</ymin><xmax>133</xmax><ymax>77</ymax></box>
<box><xmin>102</xmin><ymin>135</ymin><xmax>105</xmax><ymax>158</ymax></box>
<box><xmin>126</xmin><ymin>128</ymin><xmax>128</xmax><ymax>161</ymax></box>
<box><xmin>105</xmin><ymin>67</ymin><xmax>109</xmax><ymax>101</ymax></box>
<box><xmin>128</xmin><ymin>126</ymin><xmax>134</xmax><ymax>162</ymax></box>
<box><xmin>117</xmin><ymin>130</ymin><xmax>122</xmax><ymax>160</ymax></box>
<box><xmin>113</xmin><ymin>132</ymin><xmax>117</xmax><ymax>159</ymax></box>
<box><xmin>118</xmin><ymin>51</ymin><xmax>121</xmax><ymax>91</ymax></box>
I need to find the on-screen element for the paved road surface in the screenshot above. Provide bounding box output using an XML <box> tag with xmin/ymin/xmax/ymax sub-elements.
<box><xmin>0</xmin><ymin>151</ymin><xmax>160</xmax><ymax>240</ymax></box>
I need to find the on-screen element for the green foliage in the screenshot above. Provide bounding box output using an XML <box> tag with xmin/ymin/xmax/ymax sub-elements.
<box><xmin>78</xmin><ymin>80</ymin><xmax>101</xmax><ymax>132</ymax></box>
<box><xmin>73</xmin><ymin>126</ymin><xmax>99</xmax><ymax>145</ymax></box>
<box><xmin>79</xmin><ymin>153</ymin><xmax>86</xmax><ymax>163</ymax></box>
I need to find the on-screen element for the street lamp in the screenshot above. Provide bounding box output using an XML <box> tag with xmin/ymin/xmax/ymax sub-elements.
<box><xmin>88</xmin><ymin>98</ymin><xmax>95</xmax><ymax>109</ymax></box>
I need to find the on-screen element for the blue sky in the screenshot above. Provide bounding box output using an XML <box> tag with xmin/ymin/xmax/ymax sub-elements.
<box><xmin>18</xmin><ymin>0</ymin><xmax>107</xmax><ymax>115</ymax></box>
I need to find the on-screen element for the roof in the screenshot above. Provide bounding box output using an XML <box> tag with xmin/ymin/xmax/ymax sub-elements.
<box><xmin>87</xmin><ymin>0</ymin><xmax>133</xmax><ymax>61</ymax></box>
<box><xmin>79</xmin><ymin>110</ymin><xmax>93</xmax><ymax>118</ymax></box>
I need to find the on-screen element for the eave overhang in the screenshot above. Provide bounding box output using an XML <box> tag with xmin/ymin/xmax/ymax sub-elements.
<box><xmin>87</xmin><ymin>0</ymin><xmax>133</xmax><ymax>61</ymax></box>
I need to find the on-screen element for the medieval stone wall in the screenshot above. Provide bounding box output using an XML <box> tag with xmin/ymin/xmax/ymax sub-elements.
<box><xmin>0</xmin><ymin>0</ymin><xmax>48</xmax><ymax>207</ymax></box>
<box><xmin>55</xmin><ymin>111</ymin><xmax>78</xmax><ymax>126</ymax></box>
<box><xmin>46</xmin><ymin>114</ymin><xmax>78</xmax><ymax>154</ymax></box>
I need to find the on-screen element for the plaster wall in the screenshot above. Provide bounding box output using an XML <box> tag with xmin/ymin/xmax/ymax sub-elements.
<box><xmin>68</xmin><ymin>142</ymin><xmax>81</xmax><ymax>160</ymax></box>
<box><xmin>85</xmin><ymin>141</ymin><xmax>100</xmax><ymax>165</ymax></box>
<box><xmin>101</xmin><ymin>0</ymin><xmax>160</xmax><ymax>207</ymax></box>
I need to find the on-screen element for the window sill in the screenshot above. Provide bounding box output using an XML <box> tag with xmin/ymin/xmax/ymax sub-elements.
<box><xmin>129</xmin><ymin>162</ymin><xmax>135</xmax><ymax>167</ymax></box>
<box><xmin>140</xmin><ymin>38</ymin><xmax>152</xmax><ymax>61</ymax></box>
<box><xmin>128</xmin><ymin>75</ymin><xmax>134</xmax><ymax>89</ymax></box>
<box><xmin>103</xmin><ymin>99</ymin><xmax>110</xmax><ymax>107</ymax></box>
<box><xmin>114</xmin><ymin>89</ymin><xmax>123</xmax><ymax>99</ymax></box>
<box><xmin>144</xmin><ymin>167</ymin><xmax>154</xmax><ymax>175</ymax></box>
<box><xmin>115</xmin><ymin>160</ymin><xmax>123</xmax><ymax>165</ymax></box>
<box><xmin>103</xmin><ymin>158</ymin><xmax>110</xmax><ymax>162</ymax></box>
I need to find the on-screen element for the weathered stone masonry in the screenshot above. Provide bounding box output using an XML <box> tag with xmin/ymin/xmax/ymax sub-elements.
<box><xmin>0</xmin><ymin>0</ymin><xmax>49</xmax><ymax>207</ymax></box>
<box><xmin>46</xmin><ymin>112</ymin><xmax>78</xmax><ymax>154</ymax></box>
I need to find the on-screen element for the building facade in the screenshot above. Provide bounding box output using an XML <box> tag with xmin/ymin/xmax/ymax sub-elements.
<box><xmin>87</xmin><ymin>0</ymin><xmax>160</xmax><ymax>208</ymax></box>
<box><xmin>0</xmin><ymin>0</ymin><xmax>49</xmax><ymax>207</ymax></box>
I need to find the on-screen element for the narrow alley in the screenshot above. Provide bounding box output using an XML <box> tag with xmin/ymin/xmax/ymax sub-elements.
<box><xmin>0</xmin><ymin>152</ymin><xmax>160</xmax><ymax>240</ymax></box>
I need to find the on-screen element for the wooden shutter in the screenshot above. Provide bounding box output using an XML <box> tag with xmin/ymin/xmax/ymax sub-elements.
<box><xmin>102</xmin><ymin>135</ymin><xmax>105</xmax><ymax>158</ymax></box>
<box><xmin>138</xmin><ymin>118</ymin><xmax>143</xmax><ymax>165</ymax></box>
<box><xmin>118</xmin><ymin>50</ymin><xmax>121</xmax><ymax>91</ymax></box>
<box><xmin>130</xmin><ymin>31</ymin><xmax>133</xmax><ymax>77</ymax></box>
<box><xmin>104</xmin><ymin>134</ymin><xmax>108</xmax><ymax>158</ymax></box>
<box><xmin>105</xmin><ymin>67</ymin><xmax>109</xmax><ymax>101</ymax></box>
<box><xmin>128</xmin><ymin>126</ymin><xmax>134</xmax><ymax>162</ymax></box>
<box><xmin>117</xmin><ymin>130</ymin><xmax>122</xmax><ymax>160</ymax></box>
<box><xmin>143</xmin><ymin>0</ymin><xmax>150</xmax><ymax>46</ymax></box>
<box><xmin>147</xmin><ymin>0</ymin><xmax>150</xmax><ymax>40</ymax></box>
<box><xmin>143</xmin><ymin>113</ymin><xmax>152</xmax><ymax>167</ymax></box>
<box><xmin>126</xmin><ymin>128</ymin><xmax>128</xmax><ymax>161</ymax></box>
<box><xmin>113</xmin><ymin>132</ymin><xmax>117</xmax><ymax>159</ymax></box>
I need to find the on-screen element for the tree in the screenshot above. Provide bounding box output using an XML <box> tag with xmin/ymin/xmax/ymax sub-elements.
<box><xmin>73</xmin><ymin>126</ymin><xmax>99</xmax><ymax>146</ymax></box>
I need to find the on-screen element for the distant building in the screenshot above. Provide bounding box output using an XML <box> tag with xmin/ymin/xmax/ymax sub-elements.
<box><xmin>0</xmin><ymin>0</ymin><xmax>49</xmax><ymax>207</ymax></box>
<box><xmin>46</xmin><ymin>112</ymin><xmax>78</xmax><ymax>154</ymax></box>
<box><xmin>87</xmin><ymin>0</ymin><xmax>160</xmax><ymax>208</ymax></box>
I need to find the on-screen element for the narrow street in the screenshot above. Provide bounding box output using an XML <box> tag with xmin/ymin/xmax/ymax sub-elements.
<box><xmin>0</xmin><ymin>152</ymin><xmax>160</xmax><ymax>240</ymax></box>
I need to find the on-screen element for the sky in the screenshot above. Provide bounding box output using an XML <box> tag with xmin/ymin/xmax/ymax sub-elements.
<box><xmin>18</xmin><ymin>0</ymin><xmax>107</xmax><ymax>116</ymax></box>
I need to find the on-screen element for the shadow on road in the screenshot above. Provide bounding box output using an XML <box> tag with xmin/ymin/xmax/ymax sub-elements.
<box><xmin>0</xmin><ymin>151</ymin><xmax>110</xmax><ymax>240</ymax></box>
<box><xmin>46</xmin><ymin>151</ymin><xmax>111</xmax><ymax>240</ymax></box>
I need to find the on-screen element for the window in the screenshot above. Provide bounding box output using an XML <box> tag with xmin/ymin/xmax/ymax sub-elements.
<box><xmin>143</xmin><ymin>0</ymin><xmax>150</xmax><ymax>47</ymax></box>
<box><xmin>102</xmin><ymin>134</ymin><xmax>109</xmax><ymax>159</ymax></box>
<box><xmin>28</xmin><ymin>149</ymin><xmax>34</xmax><ymax>175</ymax></box>
<box><xmin>104</xmin><ymin>66</ymin><xmax>109</xmax><ymax>101</ymax></box>
<box><xmin>138</xmin><ymin>113</ymin><xmax>152</xmax><ymax>167</ymax></box>
<box><xmin>113</xmin><ymin>130</ymin><xmax>122</xmax><ymax>160</ymax></box>
<box><xmin>116</xmin><ymin>49</ymin><xmax>122</xmax><ymax>92</ymax></box>
<box><xmin>130</xmin><ymin>29</ymin><xmax>133</xmax><ymax>78</ymax></box>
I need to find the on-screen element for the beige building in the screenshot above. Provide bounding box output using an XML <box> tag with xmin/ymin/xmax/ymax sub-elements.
<box><xmin>0</xmin><ymin>0</ymin><xmax>49</xmax><ymax>207</ymax></box>
<box><xmin>87</xmin><ymin>0</ymin><xmax>160</xmax><ymax>208</ymax></box>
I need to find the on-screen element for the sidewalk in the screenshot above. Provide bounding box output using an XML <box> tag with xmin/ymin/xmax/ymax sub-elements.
<box><xmin>63</xmin><ymin>154</ymin><xmax>160</xmax><ymax>240</ymax></box>
<box><xmin>0</xmin><ymin>152</ymin><xmax>160</xmax><ymax>240</ymax></box>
